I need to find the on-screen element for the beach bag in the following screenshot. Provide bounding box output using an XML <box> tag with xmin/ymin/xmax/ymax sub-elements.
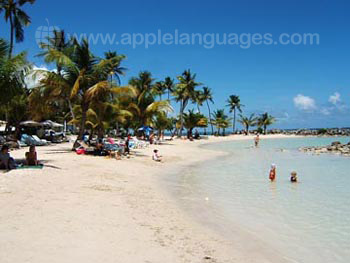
<box><xmin>76</xmin><ymin>148</ymin><xmax>86</xmax><ymax>155</ymax></box>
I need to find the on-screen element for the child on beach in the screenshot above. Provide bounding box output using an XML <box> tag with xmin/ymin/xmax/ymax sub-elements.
<box><xmin>269</xmin><ymin>164</ymin><xmax>276</xmax><ymax>181</ymax></box>
<box><xmin>152</xmin><ymin>149</ymin><xmax>162</xmax><ymax>162</ymax></box>
<box><xmin>290</xmin><ymin>171</ymin><xmax>298</xmax><ymax>183</ymax></box>
<box><xmin>25</xmin><ymin>145</ymin><xmax>39</xmax><ymax>166</ymax></box>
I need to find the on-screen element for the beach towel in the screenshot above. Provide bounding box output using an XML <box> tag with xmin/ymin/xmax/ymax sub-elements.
<box><xmin>17</xmin><ymin>165</ymin><xmax>44</xmax><ymax>170</ymax></box>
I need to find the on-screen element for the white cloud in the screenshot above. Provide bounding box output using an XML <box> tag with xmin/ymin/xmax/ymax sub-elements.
<box><xmin>293</xmin><ymin>94</ymin><xmax>317</xmax><ymax>111</ymax></box>
<box><xmin>320</xmin><ymin>108</ymin><xmax>331</xmax><ymax>116</ymax></box>
<box><xmin>329</xmin><ymin>92</ymin><xmax>341</xmax><ymax>105</ymax></box>
<box><xmin>25</xmin><ymin>65</ymin><xmax>52</xmax><ymax>89</ymax></box>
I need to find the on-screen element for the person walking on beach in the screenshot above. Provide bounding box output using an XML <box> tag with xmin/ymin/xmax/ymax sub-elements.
<box><xmin>269</xmin><ymin>164</ymin><xmax>276</xmax><ymax>182</ymax></box>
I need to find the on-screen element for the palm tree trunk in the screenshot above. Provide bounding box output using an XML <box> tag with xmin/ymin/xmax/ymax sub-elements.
<box><xmin>206</xmin><ymin>100</ymin><xmax>214</xmax><ymax>135</ymax></box>
<box><xmin>178</xmin><ymin>100</ymin><xmax>184</xmax><ymax>137</ymax></box>
<box><xmin>78</xmin><ymin>103</ymin><xmax>88</xmax><ymax>140</ymax></box>
<box><xmin>233</xmin><ymin>108</ymin><xmax>236</xmax><ymax>134</ymax></box>
<box><xmin>8</xmin><ymin>13</ymin><xmax>14</xmax><ymax>59</ymax></box>
<box><xmin>67</xmin><ymin>99</ymin><xmax>75</xmax><ymax>120</ymax></box>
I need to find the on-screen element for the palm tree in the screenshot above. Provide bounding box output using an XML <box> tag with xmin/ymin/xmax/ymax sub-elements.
<box><xmin>127</xmin><ymin>71</ymin><xmax>172</xmax><ymax>129</ymax></box>
<box><xmin>163</xmin><ymin>77</ymin><xmax>174</xmax><ymax>101</ymax></box>
<box><xmin>211</xmin><ymin>109</ymin><xmax>231</xmax><ymax>136</ymax></box>
<box><xmin>258</xmin><ymin>112</ymin><xmax>276</xmax><ymax>134</ymax></box>
<box><xmin>35</xmin><ymin>29</ymin><xmax>76</xmax><ymax>119</ymax></box>
<box><xmin>37</xmin><ymin>29</ymin><xmax>72</xmax><ymax>75</ymax></box>
<box><xmin>238</xmin><ymin>113</ymin><xmax>257</xmax><ymax>135</ymax></box>
<box><xmin>152</xmin><ymin>81</ymin><xmax>166</xmax><ymax>100</ymax></box>
<box><xmin>153</xmin><ymin>112</ymin><xmax>173</xmax><ymax>140</ymax></box>
<box><xmin>104</xmin><ymin>51</ymin><xmax>127</xmax><ymax>85</ymax></box>
<box><xmin>0</xmin><ymin>0</ymin><xmax>36</xmax><ymax>58</ymax></box>
<box><xmin>0</xmin><ymin>38</ymin><xmax>31</xmax><ymax>131</ymax></box>
<box><xmin>201</xmin><ymin>87</ymin><xmax>214</xmax><ymax>135</ymax></box>
<box><xmin>38</xmin><ymin>38</ymin><xmax>133</xmax><ymax>140</ymax></box>
<box><xmin>183</xmin><ymin>109</ymin><xmax>207</xmax><ymax>138</ymax></box>
<box><xmin>172</xmin><ymin>70</ymin><xmax>201</xmax><ymax>137</ymax></box>
<box><xmin>226</xmin><ymin>95</ymin><xmax>243</xmax><ymax>134</ymax></box>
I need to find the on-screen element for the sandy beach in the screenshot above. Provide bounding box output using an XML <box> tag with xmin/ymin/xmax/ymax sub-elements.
<box><xmin>0</xmin><ymin>134</ymin><xmax>295</xmax><ymax>263</ymax></box>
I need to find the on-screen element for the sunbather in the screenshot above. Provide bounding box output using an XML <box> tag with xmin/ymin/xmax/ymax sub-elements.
<box><xmin>0</xmin><ymin>145</ymin><xmax>16</xmax><ymax>170</ymax></box>
<box><xmin>25</xmin><ymin>145</ymin><xmax>39</xmax><ymax>166</ymax></box>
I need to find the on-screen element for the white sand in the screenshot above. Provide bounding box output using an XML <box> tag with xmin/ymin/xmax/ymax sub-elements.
<box><xmin>0</xmin><ymin>134</ymin><xmax>296</xmax><ymax>263</ymax></box>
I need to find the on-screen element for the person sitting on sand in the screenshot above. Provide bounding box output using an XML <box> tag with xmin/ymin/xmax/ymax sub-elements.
<box><xmin>269</xmin><ymin>164</ymin><xmax>276</xmax><ymax>182</ymax></box>
<box><xmin>0</xmin><ymin>145</ymin><xmax>16</xmax><ymax>170</ymax></box>
<box><xmin>152</xmin><ymin>149</ymin><xmax>162</xmax><ymax>162</ymax></box>
<box><xmin>25</xmin><ymin>145</ymin><xmax>39</xmax><ymax>166</ymax></box>
<box><xmin>254</xmin><ymin>134</ymin><xmax>260</xmax><ymax>147</ymax></box>
<box><xmin>290</xmin><ymin>171</ymin><xmax>298</xmax><ymax>183</ymax></box>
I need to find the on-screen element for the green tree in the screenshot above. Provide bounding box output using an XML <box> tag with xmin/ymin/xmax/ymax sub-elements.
<box><xmin>211</xmin><ymin>109</ymin><xmax>231</xmax><ymax>136</ymax></box>
<box><xmin>238</xmin><ymin>113</ymin><xmax>257</xmax><ymax>135</ymax></box>
<box><xmin>258</xmin><ymin>112</ymin><xmax>276</xmax><ymax>134</ymax></box>
<box><xmin>226</xmin><ymin>95</ymin><xmax>243</xmax><ymax>134</ymax></box>
<box><xmin>0</xmin><ymin>38</ymin><xmax>31</xmax><ymax>130</ymax></box>
<box><xmin>127</xmin><ymin>71</ymin><xmax>172</xmax><ymax>129</ymax></box>
<box><xmin>0</xmin><ymin>0</ymin><xmax>36</xmax><ymax>58</ymax></box>
<box><xmin>38</xmin><ymin>38</ymin><xmax>132</xmax><ymax>140</ymax></box>
<box><xmin>201</xmin><ymin>87</ymin><xmax>214</xmax><ymax>135</ymax></box>
<box><xmin>173</xmin><ymin>70</ymin><xmax>201</xmax><ymax>137</ymax></box>
<box><xmin>163</xmin><ymin>77</ymin><xmax>174</xmax><ymax>101</ymax></box>
<box><xmin>183</xmin><ymin>109</ymin><xmax>207</xmax><ymax>138</ymax></box>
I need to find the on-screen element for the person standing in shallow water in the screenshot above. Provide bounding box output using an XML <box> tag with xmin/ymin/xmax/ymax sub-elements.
<box><xmin>254</xmin><ymin>134</ymin><xmax>260</xmax><ymax>147</ymax></box>
<box><xmin>290</xmin><ymin>171</ymin><xmax>298</xmax><ymax>183</ymax></box>
<box><xmin>269</xmin><ymin>164</ymin><xmax>276</xmax><ymax>182</ymax></box>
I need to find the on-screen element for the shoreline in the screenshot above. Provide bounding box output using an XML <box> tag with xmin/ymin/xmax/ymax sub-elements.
<box><xmin>0</xmin><ymin>134</ymin><xmax>296</xmax><ymax>263</ymax></box>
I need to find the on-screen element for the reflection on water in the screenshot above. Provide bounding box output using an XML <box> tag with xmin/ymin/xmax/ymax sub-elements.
<box><xmin>167</xmin><ymin>137</ymin><xmax>350</xmax><ymax>263</ymax></box>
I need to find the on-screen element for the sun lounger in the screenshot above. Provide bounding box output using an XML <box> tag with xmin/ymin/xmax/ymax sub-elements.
<box><xmin>21</xmin><ymin>134</ymin><xmax>47</xmax><ymax>146</ymax></box>
<box><xmin>32</xmin><ymin>135</ymin><xmax>49</xmax><ymax>146</ymax></box>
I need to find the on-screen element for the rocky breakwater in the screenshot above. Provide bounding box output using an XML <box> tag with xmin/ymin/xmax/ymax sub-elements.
<box><xmin>300</xmin><ymin>141</ymin><xmax>350</xmax><ymax>156</ymax></box>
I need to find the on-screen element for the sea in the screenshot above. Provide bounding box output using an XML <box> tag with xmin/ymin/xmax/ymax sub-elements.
<box><xmin>165</xmin><ymin>137</ymin><xmax>350</xmax><ymax>263</ymax></box>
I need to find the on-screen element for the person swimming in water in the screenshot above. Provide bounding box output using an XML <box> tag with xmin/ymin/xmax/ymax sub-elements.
<box><xmin>290</xmin><ymin>171</ymin><xmax>298</xmax><ymax>183</ymax></box>
<box><xmin>269</xmin><ymin>164</ymin><xmax>276</xmax><ymax>182</ymax></box>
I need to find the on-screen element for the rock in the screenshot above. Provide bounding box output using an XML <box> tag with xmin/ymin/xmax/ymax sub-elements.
<box><xmin>331</xmin><ymin>141</ymin><xmax>342</xmax><ymax>146</ymax></box>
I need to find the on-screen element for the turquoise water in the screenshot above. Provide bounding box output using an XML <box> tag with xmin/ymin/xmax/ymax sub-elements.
<box><xmin>169</xmin><ymin>137</ymin><xmax>350</xmax><ymax>263</ymax></box>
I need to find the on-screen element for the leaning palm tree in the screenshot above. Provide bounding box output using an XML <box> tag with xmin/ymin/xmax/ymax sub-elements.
<box><xmin>172</xmin><ymin>69</ymin><xmax>201</xmax><ymax>137</ymax></box>
<box><xmin>226</xmin><ymin>95</ymin><xmax>243</xmax><ymax>134</ymax></box>
<box><xmin>238</xmin><ymin>113</ymin><xmax>257</xmax><ymax>135</ymax></box>
<box><xmin>0</xmin><ymin>0</ymin><xmax>36</xmax><ymax>58</ymax></box>
<box><xmin>258</xmin><ymin>112</ymin><xmax>276</xmax><ymax>134</ymax></box>
<box><xmin>201</xmin><ymin>87</ymin><xmax>214</xmax><ymax>135</ymax></box>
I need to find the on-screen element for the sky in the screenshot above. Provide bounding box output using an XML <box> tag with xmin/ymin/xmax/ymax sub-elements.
<box><xmin>1</xmin><ymin>0</ymin><xmax>350</xmax><ymax>129</ymax></box>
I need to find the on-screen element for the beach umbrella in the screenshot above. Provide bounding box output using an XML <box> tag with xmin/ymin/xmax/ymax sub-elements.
<box><xmin>20</xmin><ymin>121</ymin><xmax>42</xmax><ymax>127</ymax></box>
<box><xmin>138</xmin><ymin>126</ymin><xmax>153</xmax><ymax>132</ymax></box>
<box><xmin>41</xmin><ymin>120</ymin><xmax>64</xmax><ymax>128</ymax></box>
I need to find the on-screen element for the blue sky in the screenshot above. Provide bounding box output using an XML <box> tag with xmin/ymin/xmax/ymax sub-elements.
<box><xmin>1</xmin><ymin>0</ymin><xmax>350</xmax><ymax>129</ymax></box>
